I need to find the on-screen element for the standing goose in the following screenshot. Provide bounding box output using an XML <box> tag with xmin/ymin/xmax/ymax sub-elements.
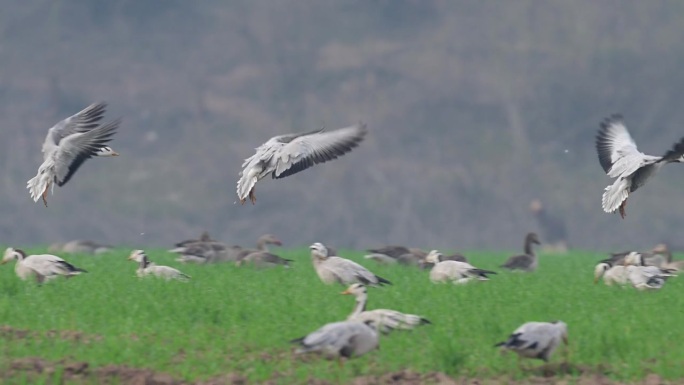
<box><xmin>500</xmin><ymin>233</ymin><xmax>541</xmax><ymax>272</ymax></box>
<box><xmin>237</xmin><ymin>123</ymin><xmax>367</xmax><ymax>204</ymax></box>
<box><xmin>596</xmin><ymin>114</ymin><xmax>684</xmax><ymax>218</ymax></box>
<box><xmin>424</xmin><ymin>250</ymin><xmax>496</xmax><ymax>284</ymax></box>
<box><xmin>341</xmin><ymin>283</ymin><xmax>430</xmax><ymax>334</ymax></box>
<box><xmin>1</xmin><ymin>247</ymin><xmax>86</xmax><ymax>283</ymax></box>
<box><xmin>27</xmin><ymin>102</ymin><xmax>120</xmax><ymax>206</ymax></box>
<box><xmin>291</xmin><ymin>320</ymin><xmax>379</xmax><ymax>361</ymax></box>
<box><xmin>127</xmin><ymin>250</ymin><xmax>190</xmax><ymax>281</ymax></box>
<box><xmin>310</xmin><ymin>243</ymin><xmax>391</xmax><ymax>287</ymax></box>
<box><xmin>495</xmin><ymin>321</ymin><xmax>568</xmax><ymax>362</ymax></box>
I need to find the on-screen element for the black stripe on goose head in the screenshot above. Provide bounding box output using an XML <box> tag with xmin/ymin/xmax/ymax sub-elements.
<box><xmin>14</xmin><ymin>249</ymin><xmax>28</xmax><ymax>260</ymax></box>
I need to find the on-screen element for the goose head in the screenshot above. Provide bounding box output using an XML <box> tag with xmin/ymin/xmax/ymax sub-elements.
<box><xmin>309</xmin><ymin>242</ymin><xmax>328</xmax><ymax>259</ymax></box>
<box><xmin>341</xmin><ymin>283</ymin><xmax>367</xmax><ymax>297</ymax></box>
<box><xmin>127</xmin><ymin>249</ymin><xmax>147</xmax><ymax>263</ymax></box>
<box><xmin>1</xmin><ymin>247</ymin><xmax>26</xmax><ymax>264</ymax></box>
<box><xmin>526</xmin><ymin>232</ymin><xmax>541</xmax><ymax>245</ymax></box>
<box><xmin>424</xmin><ymin>250</ymin><xmax>442</xmax><ymax>264</ymax></box>
<box><xmin>623</xmin><ymin>252</ymin><xmax>643</xmax><ymax>267</ymax></box>
<box><xmin>95</xmin><ymin>146</ymin><xmax>119</xmax><ymax>157</ymax></box>
<box><xmin>593</xmin><ymin>262</ymin><xmax>611</xmax><ymax>284</ymax></box>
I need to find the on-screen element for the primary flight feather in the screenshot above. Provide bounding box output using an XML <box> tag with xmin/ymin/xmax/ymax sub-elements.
<box><xmin>237</xmin><ymin>122</ymin><xmax>367</xmax><ymax>204</ymax></box>
<box><xmin>27</xmin><ymin>102</ymin><xmax>120</xmax><ymax>206</ymax></box>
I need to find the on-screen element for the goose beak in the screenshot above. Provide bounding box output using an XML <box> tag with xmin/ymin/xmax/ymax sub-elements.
<box><xmin>340</xmin><ymin>289</ymin><xmax>352</xmax><ymax>295</ymax></box>
<box><xmin>111</xmin><ymin>151</ymin><xmax>120</xmax><ymax>156</ymax></box>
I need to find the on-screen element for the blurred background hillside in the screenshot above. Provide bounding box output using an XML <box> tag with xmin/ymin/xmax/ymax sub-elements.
<box><xmin>1</xmin><ymin>0</ymin><xmax>684</xmax><ymax>251</ymax></box>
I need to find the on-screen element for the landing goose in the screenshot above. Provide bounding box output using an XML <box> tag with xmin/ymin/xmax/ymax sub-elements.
<box><xmin>1</xmin><ymin>247</ymin><xmax>86</xmax><ymax>283</ymax></box>
<box><xmin>310</xmin><ymin>243</ymin><xmax>391</xmax><ymax>287</ymax></box>
<box><xmin>425</xmin><ymin>250</ymin><xmax>495</xmax><ymax>284</ymax></box>
<box><xmin>237</xmin><ymin>123</ymin><xmax>367</xmax><ymax>204</ymax></box>
<box><xmin>128</xmin><ymin>250</ymin><xmax>190</xmax><ymax>281</ymax></box>
<box><xmin>291</xmin><ymin>320</ymin><xmax>378</xmax><ymax>360</ymax></box>
<box><xmin>500</xmin><ymin>233</ymin><xmax>541</xmax><ymax>272</ymax></box>
<box><xmin>27</xmin><ymin>102</ymin><xmax>120</xmax><ymax>206</ymax></box>
<box><xmin>341</xmin><ymin>283</ymin><xmax>430</xmax><ymax>334</ymax></box>
<box><xmin>596</xmin><ymin>114</ymin><xmax>684</xmax><ymax>218</ymax></box>
<box><xmin>495</xmin><ymin>321</ymin><xmax>568</xmax><ymax>362</ymax></box>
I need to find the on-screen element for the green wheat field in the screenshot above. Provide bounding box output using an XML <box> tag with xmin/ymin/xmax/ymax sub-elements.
<box><xmin>1</xmin><ymin>248</ymin><xmax>683</xmax><ymax>384</ymax></box>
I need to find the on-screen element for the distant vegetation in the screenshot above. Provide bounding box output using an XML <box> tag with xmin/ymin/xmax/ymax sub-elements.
<box><xmin>1</xmin><ymin>2</ymin><xmax>684</xmax><ymax>250</ymax></box>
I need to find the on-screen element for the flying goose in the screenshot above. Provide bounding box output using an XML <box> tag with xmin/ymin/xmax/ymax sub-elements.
<box><xmin>596</xmin><ymin>114</ymin><xmax>684</xmax><ymax>218</ymax></box>
<box><xmin>291</xmin><ymin>320</ymin><xmax>379</xmax><ymax>360</ymax></box>
<box><xmin>310</xmin><ymin>242</ymin><xmax>391</xmax><ymax>287</ymax></box>
<box><xmin>500</xmin><ymin>233</ymin><xmax>541</xmax><ymax>272</ymax></box>
<box><xmin>237</xmin><ymin>123</ymin><xmax>367</xmax><ymax>204</ymax></box>
<box><xmin>128</xmin><ymin>250</ymin><xmax>190</xmax><ymax>281</ymax></box>
<box><xmin>1</xmin><ymin>247</ymin><xmax>86</xmax><ymax>283</ymax></box>
<box><xmin>424</xmin><ymin>250</ymin><xmax>496</xmax><ymax>284</ymax></box>
<box><xmin>341</xmin><ymin>283</ymin><xmax>430</xmax><ymax>334</ymax></box>
<box><xmin>495</xmin><ymin>321</ymin><xmax>568</xmax><ymax>362</ymax></box>
<box><xmin>27</xmin><ymin>102</ymin><xmax>120</xmax><ymax>206</ymax></box>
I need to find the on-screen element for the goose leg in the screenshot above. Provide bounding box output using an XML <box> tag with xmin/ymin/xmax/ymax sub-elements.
<box><xmin>41</xmin><ymin>184</ymin><xmax>49</xmax><ymax>207</ymax></box>
<box><xmin>619</xmin><ymin>198</ymin><xmax>627</xmax><ymax>219</ymax></box>
<box><xmin>249</xmin><ymin>188</ymin><xmax>257</xmax><ymax>204</ymax></box>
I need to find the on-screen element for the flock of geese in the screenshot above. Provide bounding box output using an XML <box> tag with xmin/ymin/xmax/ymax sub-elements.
<box><xmin>3</xmin><ymin>102</ymin><xmax>684</xmax><ymax>369</ymax></box>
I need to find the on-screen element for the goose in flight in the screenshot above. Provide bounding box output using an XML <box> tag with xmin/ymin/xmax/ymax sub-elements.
<box><xmin>495</xmin><ymin>321</ymin><xmax>568</xmax><ymax>362</ymax></box>
<box><xmin>27</xmin><ymin>102</ymin><xmax>120</xmax><ymax>206</ymax></box>
<box><xmin>341</xmin><ymin>283</ymin><xmax>430</xmax><ymax>334</ymax></box>
<box><xmin>310</xmin><ymin>242</ymin><xmax>391</xmax><ymax>287</ymax></box>
<box><xmin>1</xmin><ymin>247</ymin><xmax>86</xmax><ymax>283</ymax></box>
<box><xmin>237</xmin><ymin>123</ymin><xmax>367</xmax><ymax>204</ymax></box>
<box><xmin>596</xmin><ymin>114</ymin><xmax>684</xmax><ymax>218</ymax></box>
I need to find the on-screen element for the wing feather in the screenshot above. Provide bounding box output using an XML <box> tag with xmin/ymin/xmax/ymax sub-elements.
<box><xmin>43</xmin><ymin>102</ymin><xmax>107</xmax><ymax>152</ymax></box>
<box><xmin>272</xmin><ymin>123</ymin><xmax>367</xmax><ymax>179</ymax></box>
<box><xmin>54</xmin><ymin>119</ymin><xmax>120</xmax><ymax>186</ymax></box>
<box><xmin>595</xmin><ymin>115</ymin><xmax>640</xmax><ymax>174</ymax></box>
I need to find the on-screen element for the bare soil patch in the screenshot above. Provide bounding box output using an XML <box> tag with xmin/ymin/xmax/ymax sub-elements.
<box><xmin>3</xmin><ymin>358</ymin><xmax>682</xmax><ymax>385</ymax></box>
<box><xmin>0</xmin><ymin>325</ymin><xmax>103</xmax><ymax>344</ymax></box>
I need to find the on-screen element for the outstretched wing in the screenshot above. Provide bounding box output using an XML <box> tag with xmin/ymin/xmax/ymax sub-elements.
<box><xmin>53</xmin><ymin>119</ymin><xmax>120</xmax><ymax>186</ymax></box>
<box><xmin>43</xmin><ymin>103</ymin><xmax>108</xmax><ymax>153</ymax></box>
<box><xmin>271</xmin><ymin>123</ymin><xmax>367</xmax><ymax>179</ymax></box>
<box><xmin>596</xmin><ymin>115</ymin><xmax>640</xmax><ymax>173</ymax></box>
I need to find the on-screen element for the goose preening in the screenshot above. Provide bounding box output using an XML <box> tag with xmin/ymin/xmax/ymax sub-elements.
<box><xmin>341</xmin><ymin>283</ymin><xmax>430</xmax><ymax>334</ymax></box>
<box><xmin>500</xmin><ymin>233</ymin><xmax>541</xmax><ymax>272</ymax></box>
<box><xmin>234</xmin><ymin>234</ymin><xmax>283</xmax><ymax>262</ymax></box>
<box><xmin>27</xmin><ymin>102</ymin><xmax>120</xmax><ymax>206</ymax></box>
<box><xmin>310</xmin><ymin>243</ymin><xmax>391</xmax><ymax>287</ymax></box>
<box><xmin>1</xmin><ymin>247</ymin><xmax>86</xmax><ymax>283</ymax></box>
<box><xmin>424</xmin><ymin>250</ymin><xmax>496</xmax><ymax>284</ymax></box>
<box><xmin>48</xmin><ymin>240</ymin><xmax>113</xmax><ymax>255</ymax></box>
<box><xmin>495</xmin><ymin>321</ymin><xmax>568</xmax><ymax>362</ymax></box>
<box><xmin>593</xmin><ymin>262</ymin><xmax>628</xmax><ymax>286</ymax></box>
<box><xmin>237</xmin><ymin>123</ymin><xmax>367</xmax><ymax>204</ymax></box>
<box><xmin>291</xmin><ymin>320</ymin><xmax>379</xmax><ymax>361</ymax></box>
<box><xmin>128</xmin><ymin>250</ymin><xmax>190</xmax><ymax>281</ymax></box>
<box><xmin>364</xmin><ymin>246</ymin><xmax>429</xmax><ymax>267</ymax></box>
<box><xmin>596</xmin><ymin>114</ymin><xmax>684</xmax><ymax>218</ymax></box>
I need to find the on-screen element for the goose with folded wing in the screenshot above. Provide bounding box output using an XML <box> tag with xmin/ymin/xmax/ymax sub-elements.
<box><xmin>1</xmin><ymin>247</ymin><xmax>86</xmax><ymax>283</ymax></box>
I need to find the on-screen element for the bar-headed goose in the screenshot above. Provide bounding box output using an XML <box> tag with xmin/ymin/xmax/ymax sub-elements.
<box><xmin>593</xmin><ymin>261</ymin><xmax>628</xmax><ymax>286</ymax></box>
<box><xmin>310</xmin><ymin>243</ymin><xmax>391</xmax><ymax>287</ymax></box>
<box><xmin>1</xmin><ymin>247</ymin><xmax>86</xmax><ymax>283</ymax></box>
<box><xmin>424</xmin><ymin>250</ymin><xmax>495</xmax><ymax>284</ymax></box>
<box><xmin>291</xmin><ymin>320</ymin><xmax>379</xmax><ymax>360</ymax></box>
<box><xmin>128</xmin><ymin>250</ymin><xmax>190</xmax><ymax>281</ymax></box>
<box><xmin>500</xmin><ymin>233</ymin><xmax>541</xmax><ymax>272</ymax></box>
<box><xmin>622</xmin><ymin>252</ymin><xmax>676</xmax><ymax>290</ymax></box>
<box><xmin>596</xmin><ymin>114</ymin><xmax>684</xmax><ymax>218</ymax></box>
<box><xmin>341</xmin><ymin>283</ymin><xmax>430</xmax><ymax>334</ymax></box>
<box><xmin>27</xmin><ymin>102</ymin><xmax>120</xmax><ymax>206</ymax></box>
<box><xmin>237</xmin><ymin>123</ymin><xmax>367</xmax><ymax>204</ymax></box>
<box><xmin>495</xmin><ymin>321</ymin><xmax>568</xmax><ymax>362</ymax></box>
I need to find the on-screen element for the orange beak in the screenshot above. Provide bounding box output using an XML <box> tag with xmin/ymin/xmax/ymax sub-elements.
<box><xmin>340</xmin><ymin>289</ymin><xmax>351</xmax><ymax>295</ymax></box>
